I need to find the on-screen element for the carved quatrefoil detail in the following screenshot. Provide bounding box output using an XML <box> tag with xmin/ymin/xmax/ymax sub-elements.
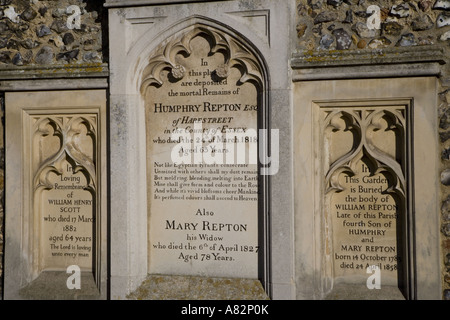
<box><xmin>140</xmin><ymin>25</ymin><xmax>262</xmax><ymax>93</ymax></box>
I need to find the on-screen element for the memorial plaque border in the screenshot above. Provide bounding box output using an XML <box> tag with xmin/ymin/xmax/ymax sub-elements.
<box><xmin>28</xmin><ymin>111</ymin><xmax>99</xmax><ymax>275</ymax></box>
<box><xmin>312</xmin><ymin>98</ymin><xmax>415</xmax><ymax>299</ymax></box>
<box><xmin>4</xmin><ymin>90</ymin><xmax>107</xmax><ymax>299</ymax></box>
<box><xmin>139</xmin><ymin>22</ymin><xmax>273</xmax><ymax>293</ymax></box>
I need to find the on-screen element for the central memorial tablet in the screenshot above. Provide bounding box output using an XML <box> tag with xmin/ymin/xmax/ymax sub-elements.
<box><xmin>142</xmin><ymin>27</ymin><xmax>262</xmax><ymax>279</ymax></box>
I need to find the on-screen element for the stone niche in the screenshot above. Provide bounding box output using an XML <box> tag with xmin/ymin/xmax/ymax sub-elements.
<box><xmin>294</xmin><ymin>78</ymin><xmax>441</xmax><ymax>300</ymax></box>
<box><xmin>4</xmin><ymin>90</ymin><xmax>107</xmax><ymax>300</ymax></box>
<box><xmin>141</xmin><ymin>26</ymin><xmax>263</xmax><ymax>280</ymax></box>
<box><xmin>321</xmin><ymin>103</ymin><xmax>410</xmax><ymax>299</ymax></box>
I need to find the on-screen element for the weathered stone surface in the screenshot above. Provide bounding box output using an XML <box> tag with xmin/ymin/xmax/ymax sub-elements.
<box><xmin>127</xmin><ymin>275</ymin><xmax>269</xmax><ymax>300</ymax></box>
<box><xmin>35</xmin><ymin>45</ymin><xmax>53</xmax><ymax>64</ymax></box>
<box><xmin>357</xmin><ymin>38</ymin><xmax>366</xmax><ymax>48</ymax></box>
<box><xmin>83</xmin><ymin>51</ymin><xmax>100</xmax><ymax>62</ymax></box>
<box><xmin>55</xmin><ymin>49</ymin><xmax>79</xmax><ymax>62</ymax></box>
<box><xmin>0</xmin><ymin>1</ymin><xmax>104</xmax><ymax>69</ymax></box>
<box><xmin>396</xmin><ymin>33</ymin><xmax>417</xmax><ymax>46</ymax></box>
<box><xmin>20</xmin><ymin>7</ymin><xmax>37</xmax><ymax>21</ymax></box>
<box><xmin>353</xmin><ymin>10</ymin><xmax>369</xmax><ymax>18</ymax></box>
<box><xmin>440</xmin><ymin>131</ymin><xmax>450</xmax><ymax>142</ymax></box>
<box><xmin>352</xmin><ymin>21</ymin><xmax>378</xmax><ymax>38</ymax></box>
<box><xmin>437</xmin><ymin>12</ymin><xmax>450</xmax><ymax>27</ymax></box>
<box><xmin>0</xmin><ymin>22</ymin><xmax>8</xmax><ymax>34</ymax></box>
<box><xmin>442</xmin><ymin>223</ymin><xmax>450</xmax><ymax>236</ymax></box>
<box><xmin>11</xmin><ymin>51</ymin><xmax>22</xmax><ymax>65</ymax></box>
<box><xmin>22</xmin><ymin>49</ymin><xmax>32</xmax><ymax>63</ymax></box>
<box><xmin>83</xmin><ymin>38</ymin><xmax>98</xmax><ymax>51</ymax></box>
<box><xmin>6</xmin><ymin>38</ymin><xmax>17</xmax><ymax>50</ymax></box>
<box><xmin>383</xmin><ymin>21</ymin><xmax>403</xmax><ymax>36</ymax></box>
<box><xmin>419</xmin><ymin>0</ymin><xmax>433</xmax><ymax>11</ymax></box>
<box><xmin>441</xmin><ymin>30</ymin><xmax>450</xmax><ymax>40</ymax></box>
<box><xmin>390</xmin><ymin>3</ymin><xmax>410</xmax><ymax>18</ymax></box>
<box><xmin>368</xmin><ymin>36</ymin><xmax>391</xmax><ymax>48</ymax></box>
<box><xmin>440</xmin><ymin>110</ymin><xmax>450</xmax><ymax>129</ymax></box>
<box><xmin>325</xmin><ymin>284</ymin><xmax>405</xmax><ymax>300</ymax></box>
<box><xmin>442</xmin><ymin>169</ymin><xmax>450</xmax><ymax>185</ymax></box>
<box><xmin>308</xmin><ymin>0</ymin><xmax>323</xmax><ymax>9</ymax></box>
<box><xmin>445</xmin><ymin>289</ymin><xmax>450</xmax><ymax>300</ymax></box>
<box><xmin>327</xmin><ymin>0</ymin><xmax>343</xmax><ymax>7</ymax></box>
<box><xmin>38</xmin><ymin>6</ymin><xmax>47</xmax><ymax>17</ymax></box>
<box><xmin>442</xmin><ymin>196</ymin><xmax>450</xmax><ymax>221</ymax></box>
<box><xmin>0</xmin><ymin>51</ymin><xmax>10</xmax><ymax>63</ymax></box>
<box><xmin>314</xmin><ymin>11</ymin><xmax>338</xmax><ymax>24</ymax></box>
<box><xmin>319</xmin><ymin>33</ymin><xmax>334</xmax><ymax>49</ymax></box>
<box><xmin>51</xmin><ymin>8</ymin><xmax>66</xmax><ymax>18</ymax></box>
<box><xmin>36</xmin><ymin>24</ymin><xmax>51</xmax><ymax>37</ymax></box>
<box><xmin>20</xmin><ymin>39</ymin><xmax>39</xmax><ymax>49</ymax></box>
<box><xmin>412</xmin><ymin>15</ymin><xmax>434</xmax><ymax>31</ymax></box>
<box><xmin>49</xmin><ymin>35</ymin><xmax>64</xmax><ymax>48</ymax></box>
<box><xmin>443</xmin><ymin>147</ymin><xmax>450</xmax><ymax>160</ymax></box>
<box><xmin>333</xmin><ymin>28</ymin><xmax>352</xmax><ymax>49</ymax></box>
<box><xmin>343</xmin><ymin>9</ymin><xmax>353</xmax><ymax>23</ymax></box>
<box><xmin>18</xmin><ymin>271</ymin><xmax>100</xmax><ymax>300</ymax></box>
<box><xmin>4</xmin><ymin>6</ymin><xmax>20</xmax><ymax>23</ymax></box>
<box><xmin>62</xmin><ymin>32</ymin><xmax>74</xmax><ymax>45</ymax></box>
<box><xmin>50</xmin><ymin>19</ymin><xmax>68</xmax><ymax>33</ymax></box>
<box><xmin>434</xmin><ymin>0</ymin><xmax>450</xmax><ymax>10</ymax></box>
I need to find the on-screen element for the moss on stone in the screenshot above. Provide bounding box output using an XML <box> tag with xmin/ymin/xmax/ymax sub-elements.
<box><xmin>126</xmin><ymin>275</ymin><xmax>270</xmax><ymax>300</ymax></box>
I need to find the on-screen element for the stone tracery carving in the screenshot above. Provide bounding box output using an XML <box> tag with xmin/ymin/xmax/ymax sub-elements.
<box><xmin>324</xmin><ymin>108</ymin><xmax>407</xmax><ymax>200</ymax></box>
<box><xmin>33</xmin><ymin>116</ymin><xmax>97</xmax><ymax>191</ymax></box>
<box><xmin>140</xmin><ymin>25</ymin><xmax>263</xmax><ymax>93</ymax></box>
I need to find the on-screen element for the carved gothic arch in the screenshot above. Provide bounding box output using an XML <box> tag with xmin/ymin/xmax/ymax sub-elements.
<box><xmin>139</xmin><ymin>24</ymin><xmax>265</xmax><ymax>93</ymax></box>
<box><xmin>126</xmin><ymin>15</ymin><xmax>270</xmax><ymax>95</ymax></box>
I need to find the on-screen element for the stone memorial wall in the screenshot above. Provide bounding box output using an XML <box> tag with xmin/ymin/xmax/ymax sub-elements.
<box><xmin>0</xmin><ymin>0</ymin><xmax>448</xmax><ymax>300</ymax></box>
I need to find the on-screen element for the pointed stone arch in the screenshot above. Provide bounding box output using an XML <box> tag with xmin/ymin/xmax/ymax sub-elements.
<box><xmin>138</xmin><ymin>20</ymin><xmax>272</xmax><ymax>294</ymax></box>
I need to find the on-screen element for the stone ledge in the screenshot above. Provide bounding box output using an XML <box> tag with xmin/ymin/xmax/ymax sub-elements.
<box><xmin>292</xmin><ymin>48</ymin><xmax>445</xmax><ymax>81</ymax></box>
<box><xmin>291</xmin><ymin>47</ymin><xmax>447</xmax><ymax>81</ymax></box>
<box><xmin>0</xmin><ymin>63</ymin><xmax>109</xmax><ymax>81</ymax></box>
<box><xmin>104</xmin><ymin>0</ymin><xmax>223</xmax><ymax>8</ymax></box>
<box><xmin>292</xmin><ymin>46</ymin><xmax>446</xmax><ymax>69</ymax></box>
<box><xmin>292</xmin><ymin>62</ymin><xmax>443</xmax><ymax>81</ymax></box>
<box><xmin>325</xmin><ymin>284</ymin><xmax>406</xmax><ymax>300</ymax></box>
<box><xmin>18</xmin><ymin>271</ymin><xmax>101</xmax><ymax>300</ymax></box>
<box><xmin>127</xmin><ymin>275</ymin><xmax>270</xmax><ymax>300</ymax></box>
